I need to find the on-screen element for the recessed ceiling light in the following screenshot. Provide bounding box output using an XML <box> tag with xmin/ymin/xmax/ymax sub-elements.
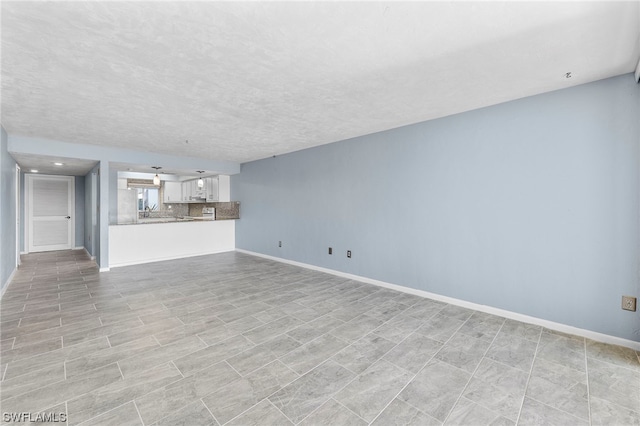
<box><xmin>53</xmin><ymin>162</ymin><xmax>64</xmax><ymax>166</ymax></box>
<box><xmin>31</xmin><ymin>169</ymin><xmax>39</xmax><ymax>173</ymax></box>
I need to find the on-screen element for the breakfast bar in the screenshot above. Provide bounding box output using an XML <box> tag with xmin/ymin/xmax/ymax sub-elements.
<box><xmin>109</xmin><ymin>219</ymin><xmax>235</xmax><ymax>267</ymax></box>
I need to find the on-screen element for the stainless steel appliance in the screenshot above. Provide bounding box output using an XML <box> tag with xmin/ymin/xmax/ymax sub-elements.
<box><xmin>202</xmin><ymin>207</ymin><xmax>215</xmax><ymax>219</ymax></box>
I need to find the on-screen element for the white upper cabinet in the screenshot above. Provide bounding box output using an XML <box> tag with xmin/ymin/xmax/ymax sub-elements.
<box><xmin>205</xmin><ymin>176</ymin><xmax>219</xmax><ymax>202</ymax></box>
<box><xmin>162</xmin><ymin>176</ymin><xmax>224</xmax><ymax>203</ymax></box>
<box><xmin>163</xmin><ymin>181</ymin><xmax>182</xmax><ymax>203</ymax></box>
<box><xmin>181</xmin><ymin>180</ymin><xmax>194</xmax><ymax>202</ymax></box>
<box><xmin>178</xmin><ymin>177</ymin><xmax>219</xmax><ymax>202</ymax></box>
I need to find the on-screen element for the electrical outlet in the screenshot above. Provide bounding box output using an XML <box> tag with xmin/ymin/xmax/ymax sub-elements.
<box><xmin>328</xmin><ymin>247</ymin><xmax>332</xmax><ymax>255</ymax></box>
<box><xmin>278</xmin><ymin>241</ymin><xmax>282</xmax><ymax>248</ymax></box>
<box><xmin>622</xmin><ymin>296</ymin><xmax>637</xmax><ymax>312</ymax></box>
<box><xmin>347</xmin><ymin>250</ymin><xmax>351</xmax><ymax>258</ymax></box>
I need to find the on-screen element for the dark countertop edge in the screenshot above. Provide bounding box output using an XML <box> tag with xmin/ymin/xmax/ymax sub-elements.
<box><xmin>114</xmin><ymin>218</ymin><xmax>237</xmax><ymax>225</ymax></box>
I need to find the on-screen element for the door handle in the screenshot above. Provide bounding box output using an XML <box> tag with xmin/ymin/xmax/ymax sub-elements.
<box><xmin>65</xmin><ymin>216</ymin><xmax>71</xmax><ymax>219</ymax></box>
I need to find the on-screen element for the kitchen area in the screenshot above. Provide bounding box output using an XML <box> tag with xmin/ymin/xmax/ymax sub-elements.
<box><xmin>109</xmin><ymin>171</ymin><xmax>239</xmax><ymax>267</ymax></box>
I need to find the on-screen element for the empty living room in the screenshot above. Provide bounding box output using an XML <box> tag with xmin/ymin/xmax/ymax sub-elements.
<box><xmin>1</xmin><ymin>1</ymin><xmax>639</xmax><ymax>425</ymax></box>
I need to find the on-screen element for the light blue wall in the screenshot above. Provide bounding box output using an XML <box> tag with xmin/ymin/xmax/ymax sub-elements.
<box><xmin>233</xmin><ymin>74</ymin><xmax>640</xmax><ymax>342</ymax></box>
<box><xmin>0</xmin><ymin>125</ymin><xmax>17</xmax><ymax>293</ymax></box>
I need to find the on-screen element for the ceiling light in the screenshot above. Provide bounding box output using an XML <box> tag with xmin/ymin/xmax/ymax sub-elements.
<box><xmin>53</xmin><ymin>162</ymin><xmax>64</xmax><ymax>166</ymax></box>
<box><xmin>196</xmin><ymin>171</ymin><xmax>205</xmax><ymax>188</ymax></box>
<box><xmin>151</xmin><ymin>166</ymin><xmax>162</xmax><ymax>185</ymax></box>
<box><xmin>30</xmin><ymin>169</ymin><xmax>38</xmax><ymax>173</ymax></box>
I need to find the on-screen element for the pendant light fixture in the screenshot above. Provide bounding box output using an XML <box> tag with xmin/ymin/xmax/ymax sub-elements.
<box><xmin>196</xmin><ymin>171</ymin><xmax>205</xmax><ymax>188</ymax></box>
<box><xmin>151</xmin><ymin>166</ymin><xmax>162</xmax><ymax>186</ymax></box>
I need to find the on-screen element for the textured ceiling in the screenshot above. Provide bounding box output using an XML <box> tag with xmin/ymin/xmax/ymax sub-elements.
<box><xmin>10</xmin><ymin>153</ymin><xmax>97</xmax><ymax>176</ymax></box>
<box><xmin>2</xmin><ymin>1</ymin><xmax>639</xmax><ymax>164</ymax></box>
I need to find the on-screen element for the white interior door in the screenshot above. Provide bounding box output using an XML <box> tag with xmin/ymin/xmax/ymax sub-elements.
<box><xmin>27</xmin><ymin>174</ymin><xmax>75</xmax><ymax>253</ymax></box>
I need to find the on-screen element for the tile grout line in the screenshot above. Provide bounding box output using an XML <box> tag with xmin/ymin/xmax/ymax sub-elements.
<box><xmin>76</xmin><ymin>400</ymin><xmax>140</xmax><ymax>426</ymax></box>
<box><xmin>132</xmin><ymin>400</ymin><xmax>146</xmax><ymax>426</ymax></box>
<box><xmin>200</xmin><ymin>397</ymin><xmax>222</xmax><ymax>425</ymax></box>
<box><xmin>224</xmin><ymin>359</ymin><xmax>243</xmax><ymax>378</ymax></box>
<box><xmin>222</xmin><ymin>395</ymin><xmax>295</xmax><ymax>426</ymax></box>
<box><xmin>262</xmin><ymin>357</ymin><xmax>346</xmax><ymax>424</ymax></box>
<box><xmin>268</xmin><ymin>399</ymin><xmax>296</xmax><ymax>426</ymax></box>
<box><xmin>514</xmin><ymin>326</ymin><xmax>544</xmax><ymax>425</ymax></box>
<box><xmin>116</xmin><ymin>361</ymin><xmax>125</xmax><ymax>380</ymax></box>
<box><xmin>169</xmin><ymin>360</ymin><xmax>185</xmax><ymax>378</ymax></box>
<box><xmin>439</xmin><ymin>317</ymin><xmax>508</xmax><ymax>425</ymax></box>
<box><xmin>366</xmin><ymin>310</ymin><xmax>469</xmax><ymax>425</ymax></box>
<box><xmin>525</xmin><ymin>394</ymin><xmax>592</xmax><ymax>424</ymax></box>
<box><xmin>152</xmin><ymin>334</ymin><xmax>163</xmax><ymax>347</ymax></box>
<box><xmin>195</xmin><ymin>334</ymin><xmax>209</xmax><ymax>348</ymax></box>
<box><xmin>332</xmin><ymin>397</ymin><xmax>370</xmax><ymax>425</ymax></box>
<box><xmin>584</xmin><ymin>338</ymin><xmax>592</xmax><ymax>426</ymax></box>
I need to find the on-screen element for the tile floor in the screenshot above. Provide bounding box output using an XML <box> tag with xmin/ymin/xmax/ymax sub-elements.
<box><xmin>1</xmin><ymin>249</ymin><xmax>639</xmax><ymax>425</ymax></box>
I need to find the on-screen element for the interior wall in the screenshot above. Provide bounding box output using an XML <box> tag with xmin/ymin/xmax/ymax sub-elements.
<box><xmin>98</xmin><ymin>161</ymin><xmax>109</xmax><ymax>269</ymax></box>
<box><xmin>95</xmin><ymin>166</ymin><xmax>101</xmax><ymax>263</ymax></box>
<box><xmin>0</xmin><ymin>125</ymin><xmax>17</xmax><ymax>293</ymax></box>
<box><xmin>109</xmin><ymin>169</ymin><xmax>118</xmax><ymax>225</ymax></box>
<box><xmin>74</xmin><ymin>175</ymin><xmax>85</xmax><ymax>248</ymax></box>
<box><xmin>19</xmin><ymin>171</ymin><xmax>24</xmax><ymax>253</ymax></box>
<box><xmin>84</xmin><ymin>167</ymin><xmax>98</xmax><ymax>257</ymax></box>
<box><xmin>232</xmin><ymin>74</ymin><xmax>640</xmax><ymax>342</ymax></box>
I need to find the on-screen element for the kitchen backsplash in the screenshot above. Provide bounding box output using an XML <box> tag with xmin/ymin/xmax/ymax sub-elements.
<box><xmin>139</xmin><ymin>202</ymin><xmax>240</xmax><ymax>220</ymax></box>
<box><xmin>139</xmin><ymin>203</ymin><xmax>188</xmax><ymax>219</ymax></box>
<box><xmin>189</xmin><ymin>202</ymin><xmax>240</xmax><ymax>220</ymax></box>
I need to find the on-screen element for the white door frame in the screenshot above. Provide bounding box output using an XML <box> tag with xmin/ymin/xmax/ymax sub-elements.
<box><xmin>25</xmin><ymin>174</ymin><xmax>75</xmax><ymax>253</ymax></box>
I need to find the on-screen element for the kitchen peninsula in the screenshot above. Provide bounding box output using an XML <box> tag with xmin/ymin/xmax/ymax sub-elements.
<box><xmin>109</xmin><ymin>174</ymin><xmax>239</xmax><ymax>268</ymax></box>
<box><xmin>109</xmin><ymin>220</ymin><xmax>235</xmax><ymax>267</ymax></box>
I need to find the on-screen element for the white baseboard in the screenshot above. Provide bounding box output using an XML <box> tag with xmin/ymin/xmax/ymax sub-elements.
<box><xmin>0</xmin><ymin>267</ymin><xmax>17</xmax><ymax>300</ymax></box>
<box><xmin>236</xmin><ymin>249</ymin><xmax>640</xmax><ymax>351</ymax></box>
<box><xmin>81</xmin><ymin>247</ymin><xmax>96</xmax><ymax>260</ymax></box>
<box><xmin>108</xmin><ymin>249</ymin><xmax>236</xmax><ymax>269</ymax></box>
<box><xmin>99</xmin><ymin>267</ymin><xmax>110</xmax><ymax>272</ymax></box>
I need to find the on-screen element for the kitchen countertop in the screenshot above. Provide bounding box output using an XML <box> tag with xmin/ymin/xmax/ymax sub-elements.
<box><xmin>116</xmin><ymin>216</ymin><xmax>230</xmax><ymax>225</ymax></box>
